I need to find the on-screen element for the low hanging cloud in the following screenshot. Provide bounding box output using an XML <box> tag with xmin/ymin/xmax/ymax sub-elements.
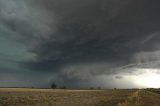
<box><xmin>0</xmin><ymin>0</ymin><xmax>160</xmax><ymax>88</ymax></box>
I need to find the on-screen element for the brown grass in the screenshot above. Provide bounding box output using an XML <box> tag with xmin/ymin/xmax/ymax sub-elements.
<box><xmin>0</xmin><ymin>88</ymin><xmax>160</xmax><ymax>106</ymax></box>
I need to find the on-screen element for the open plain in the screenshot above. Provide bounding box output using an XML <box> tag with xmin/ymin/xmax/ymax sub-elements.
<box><xmin>0</xmin><ymin>88</ymin><xmax>160</xmax><ymax>106</ymax></box>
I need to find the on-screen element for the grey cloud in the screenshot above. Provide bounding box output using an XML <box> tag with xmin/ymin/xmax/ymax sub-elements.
<box><xmin>0</xmin><ymin>0</ymin><xmax>57</xmax><ymax>44</ymax></box>
<box><xmin>22</xmin><ymin>0</ymin><xmax>160</xmax><ymax>87</ymax></box>
<box><xmin>132</xmin><ymin>50</ymin><xmax>160</xmax><ymax>63</ymax></box>
<box><xmin>1</xmin><ymin>0</ymin><xmax>160</xmax><ymax>88</ymax></box>
<box><xmin>115</xmin><ymin>76</ymin><xmax>123</xmax><ymax>79</ymax></box>
<box><xmin>60</xmin><ymin>63</ymin><xmax>116</xmax><ymax>81</ymax></box>
<box><xmin>0</xmin><ymin>71</ymin><xmax>54</xmax><ymax>88</ymax></box>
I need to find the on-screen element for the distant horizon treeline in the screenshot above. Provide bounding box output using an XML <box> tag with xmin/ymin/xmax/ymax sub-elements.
<box><xmin>1</xmin><ymin>82</ymin><xmax>160</xmax><ymax>90</ymax></box>
<box><xmin>0</xmin><ymin>86</ymin><xmax>160</xmax><ymax>90</ymax></box>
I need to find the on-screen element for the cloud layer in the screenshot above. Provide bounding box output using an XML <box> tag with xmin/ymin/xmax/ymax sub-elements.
<box><xmin>0</xmin><ymin>0</ymin><xmax>160</xmax><ymax>88</ymax></box>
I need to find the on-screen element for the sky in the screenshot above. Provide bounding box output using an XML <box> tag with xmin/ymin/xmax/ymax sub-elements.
<box><xmin>0</xmin><ymin>0</ymin><xmax>160</xmax><ymax>88</ymax></box>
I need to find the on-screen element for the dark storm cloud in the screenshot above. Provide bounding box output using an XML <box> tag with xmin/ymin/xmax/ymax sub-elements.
<box><xmin>1</xmin><ymin>0</ymin><xmax>160</xmax><ymax>87</ymax></box>
<box><xmin>29</xmin><ymin>0</ymin><xmax>160</xmax><ymax>69</ymax></box>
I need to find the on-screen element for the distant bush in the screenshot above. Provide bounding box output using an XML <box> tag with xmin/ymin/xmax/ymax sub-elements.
<box><xmin>97</xmin><ymin>86</ymin><xmax>101</xmax><ymax>90</ymax></box>
<box><xmin>89</xmin><ymin>87</ymin><xmax>94</xmax><ymax>90</ymax></box>
<box><xmin>146</xmin><ymin>88</ymin><xmax>160</xmax><ymax>94</ymax></box>
<box><xmin>51</xmin><ymin>83</ymin><xmax>57</xmax><ymax>89</ymax></box>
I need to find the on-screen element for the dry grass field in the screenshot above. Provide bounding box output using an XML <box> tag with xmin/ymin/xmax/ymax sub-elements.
<box><xmin>0</xmin><ymin>88</ymin><xmax>160</xmax><ymax>106</ymax></box>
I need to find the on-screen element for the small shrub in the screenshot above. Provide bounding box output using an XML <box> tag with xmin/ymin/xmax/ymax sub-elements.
<box><xmin>51</xmin><ymin>83</ymin><xmax>57</xmax><ymax>89</ymax></box>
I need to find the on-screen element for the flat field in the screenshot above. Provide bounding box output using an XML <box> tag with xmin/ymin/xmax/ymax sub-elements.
<box><xmin>0</xmin><ymin>88</ymin><xmax>160</xmax><ymax>106</ymax></box>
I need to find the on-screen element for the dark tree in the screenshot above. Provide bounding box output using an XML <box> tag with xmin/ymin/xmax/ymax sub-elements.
<box><xmin>51</xmin><ymin>82</ymin><xmax>57</xmax><ymax>89</ymax></box>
